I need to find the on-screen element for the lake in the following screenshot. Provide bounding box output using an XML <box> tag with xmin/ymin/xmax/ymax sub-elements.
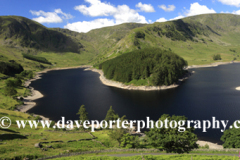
<box><xmin>29</xmin><ymin>63</ymin><xmax>240</xmax><ymax>144</ymax></box>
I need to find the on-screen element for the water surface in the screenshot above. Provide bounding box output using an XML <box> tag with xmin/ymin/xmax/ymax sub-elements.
<box><xmin>29</xmin><ymin>63</ymin><xmax>240</xmax><ymax>144</ymax></box>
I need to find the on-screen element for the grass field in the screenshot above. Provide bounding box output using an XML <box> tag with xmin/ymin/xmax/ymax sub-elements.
<box><xmin>0</xmin><ymin>109</ymin><xmax>109</xmax><ymax>159</ymax></box>
<box><xmin>54</xmin><ymin>154</ymin><xmax>239</xmax><ymax>160</ymax></box>
<box><xmin>1</xmin><ymin>108</ymin><xmax>240</xmax><ymax>159</ymax></box>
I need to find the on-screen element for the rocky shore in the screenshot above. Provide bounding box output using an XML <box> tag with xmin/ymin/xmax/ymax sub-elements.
<box><xmin>86</xmin><ymin>68</ymin><xmax>193</xmax><ymax>91</ymax></box>
<box><xmin>187</xmin><ymin>61</ymin><xmax>240</xmax><ymax>69</ymax></box>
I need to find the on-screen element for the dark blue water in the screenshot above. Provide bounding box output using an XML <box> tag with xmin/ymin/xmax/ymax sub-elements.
<box><xmin>29</xmin><ymin>63</ymin><xmax>240</xmax><ymax>144</ymax></box>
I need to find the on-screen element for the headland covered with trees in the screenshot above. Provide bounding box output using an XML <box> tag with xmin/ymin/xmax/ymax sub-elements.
<box><xmin>98</xmin><ymin>48</ymin><xmax>188</xmax><ymax>86</ymax></box>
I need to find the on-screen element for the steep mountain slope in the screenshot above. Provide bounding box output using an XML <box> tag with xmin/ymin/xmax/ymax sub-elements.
<box><xmin>0</xmin><ymin>16</ymin><xmax>145</xmax><ymax>71</ymax></box>
<box><xmin>0</xmin><ymin>16</ymin><xmax>88</xmax><ymax>71</ymax></box>
<box><xmin>1</xmin><ymin>14</ymin><xmax>240</xmax><ymax>69</ymax></box>
<box><xmin>0</xmin><ymin>16</ymin><xmax>83</xmax><ymax>53</ymax></box>
<box><xmin>103</xmin><ymin>14</ymin><xmax>240</xmax><ymax>65</ymax></box>
<box><xmin>54</xmin><ymin>23</ymin><xmax>146</xmax><ymax>62</ymax></box>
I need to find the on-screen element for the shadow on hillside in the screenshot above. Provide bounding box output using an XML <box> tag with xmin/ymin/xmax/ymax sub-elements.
<box><xmin>0</xmin><ymin>134</ymin><xmax>27</xmax><ymax>140</ymax></box>
<box><xmin>0</xmin><ymin>128</ymin><xmax>19</xmax><ymax>133</ymax></box>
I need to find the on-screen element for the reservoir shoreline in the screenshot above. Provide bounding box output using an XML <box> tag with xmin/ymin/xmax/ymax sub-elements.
<box><xmin>87</xmin><ymin>68</ymin><xmax>192</xmax><ymax>91</ymax></box>
<box><xmin>87</xmin><ymin>61</ymin><xmax>240</xmax><ymax>91</ymax></box>
<box><xmin>16</xmin><ymin>61</ymin><xmax>240</xmax><ymax>146</ymax></box>
<box><xmin>17</xmin><ymin>61</ymin><xmax>240</xmax><ymax>114</ymax></box>
<box><xmin>16</xmin><ymin>65</ymin><xmax>92</xmax><ymax>120</ymax></box>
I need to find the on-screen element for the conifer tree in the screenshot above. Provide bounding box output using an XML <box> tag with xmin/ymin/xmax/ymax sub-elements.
<box><xmin>104</xmin><ymin>106</ymin><xmax>119</xmax><ymax>122</ymax></box>
<box><xmin>77</xmin><ymin>105</ymin><xmax>88</xmax><ymax>122</ymax></box>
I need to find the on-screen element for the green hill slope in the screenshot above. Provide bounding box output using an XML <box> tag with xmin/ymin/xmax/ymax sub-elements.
<box><xmin>101</xmin><ymin>14</ymin><xmax>240</xmax><ymax>65</ymax></box>
<box><xmin>53</xmin><ymin>23</ymin><xmax>146</xmax><ymax>63</ymax></box>
<box><xmin>0</xmin><ymin>16</ymin><xmax>146</xmax><ymax>70</ymax></box>
<box><xmin>1</xmin><ymin>14</ymin><xmax>240</xmax><ymax>69</ymax></box>
<box><xmin>0</xmin><ymin>16</ymin><xmax>83</xmax><ymax>53</ymax></box>
<box><xmin>0</xmin><ymin>16</ymin><xmax>87</xmax><ymax>71</ymax></box>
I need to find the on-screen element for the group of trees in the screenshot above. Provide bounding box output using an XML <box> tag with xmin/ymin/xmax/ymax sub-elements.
<box><xmin>16</xmin><ymin>70</ymin><xmax>34</xmax><ymax>79</ymax></box>
<box><xmin>22</xmin><ymin>53</ymin><xmax>52</xmax><ymax>65</ymax></box>
<box><xmin>4</xmin><ymin>78</ymin><xmax>22</xmax><ymax>96</ymax></box>
<box><xmin>213</xmin><ymin>54</ymin><xmax>222</xmax><ymax>60</ymax></box>
<box><xmin>229</xmin><ymin>49</ymin><xmax>236</xmax><ymax>53</ymax></box>
<box><xmin>146</xmin><ymin>114</ymin><xmax>198</xmax><ymax>153</ymax></box>
<box><xmin>134</xmin><ymin>31</ymin><xmax>145</xmax><ymax>47</ymax></box>
<box><xmin>77</xmin><ymin>105</ymin><xmax>240</xmax><ymax>150</ymax></box>
<box><xmin>3</xmin><ymin>70</ymin><xmax>33</xmax><ymax>97</ymax></box>
<box><xmin>99</xmin><ymin>48</ymin><xmax>188</xmax><ymax>86</ymax></box>
<box><xmin>0</xmin><ymin>61</ymin><xmax>24</xmax><ymax>76</ymax></box>
<box><xmin>221</xmin><ymin>122</ymin><xmax>240</xmax><ymax>148</ymax></box>
<box><xmin>77</xmin><ymin>105</ymin><xmax>198</xmax><ymax>153</ymax></box>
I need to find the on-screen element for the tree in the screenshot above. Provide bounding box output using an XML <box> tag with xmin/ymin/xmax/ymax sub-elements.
<box><xmin>221</xmin><ymin>123</ymin><xmax>240</xmax><ymax>148</ymax></box>
<box><xmin>13</xmin><ymin>78</ymin><xmax>22</xmax><ymax>87</ymax></box>
<box><xmin>104</xmin><ymin>106</ymin><xmax>119</xmax><ymax>123</ymax></box>
<box><xmin>6</xmin><ymin>78</ymin><xmax>22</xmax><ymax>88</ymax></box>
<box><xmin>106</xmin><ymin>106</ymin><xmax>128</xmax><ymax>146</ymax></box>
<box><xmin>99</xmin><ymin>48</ymin><xmax>187</xmax><ymax>86</ymax></box>
<box><xmin>4</xmin><ymin>86</ymin><xmax>17</xmax><ymax>96</ymax></box>
<box><xmin>135</xmin><ymin>31</ymin><xmax>145</xmax><ymax>39</ymax></box>
<box><xmin>120</xmin><ymin>133</ymin><xmax>136</xmax><ymax>148</ymax></box>
<box><xmin>109</xmin><ymin>128</ymin><xmax>126</xmax><ymax>146</ymax></box>
<box><xmin>213</xmin><ymin>54</ymin><xmax>221</xmax><ymax>60</ymax></box>
<box><xmin>6</xmin><ymin>79</ymin><xmax>15</xmax><ymax>87</ymax></box>
<box><xmin>76</xmin><ymin>105</ymin><xmax>88</xmax><ymax>130</ymax></box>
<box><xmin>145</xmin><ymin>114</ymin><xmax>198</xmax><ymax>153</ymax></box>
<box><xmin>28</xmin><ymin>71</ymin><xmax>33</xmax><ymax>79</ymax></box>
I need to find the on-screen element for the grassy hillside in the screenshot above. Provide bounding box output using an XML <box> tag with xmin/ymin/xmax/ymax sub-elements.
<box><xmin>0</xmin><ymin>16</ymin><xmax>146</xmax><ymax>71</ymax></box>
<box><xmin>54</xmin><ymin>23</ymin><xmax>146</xmax><ymax>64</ymax></box>
<box><xmin>99</xmin><ymin>14</ymin><xmax>240</xmax><ymax>66</ymax></box>
<box><xmin>1</xmin><ymin>14</ymin><xmax>240</xmax><ymax>69</ymax></box>
<box><xmin>0</xmin><ymin>16</ymin><xmax>92</xmax><ymax>72</ymax></box>
<box><xmin>0</xmin><ymin>16</ymin><xmax>83</xmax><ymax>53</ymax></box>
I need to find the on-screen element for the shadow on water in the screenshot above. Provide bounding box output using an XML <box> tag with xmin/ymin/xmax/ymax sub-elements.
<box><xmin>29</xmin><ymin>63</ymin><xmax>240</xmax><ymax>144</ymax></box>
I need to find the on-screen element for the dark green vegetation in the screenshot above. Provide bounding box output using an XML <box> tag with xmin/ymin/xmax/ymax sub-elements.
<box><xmin>99</xmin><ymin>48</ymin><xmax>187</xmax><ymax>86</ymax></box>
<box><xmin>3</xmin><ymin>78</ymin><xmax>22</xmax><ymax>97</ymax></box>
<box><xmin>77</xmin><ymin>105</ymin><xmax>89</xmax><ymax>128</ymax></box>
<box><xmin>0</xmin><ymin>61</ymin><xmax>23</xmax><ymax>76</ymax></box>
<box><xmin>213</xmin><ymin>54</ymin><xmax>222</xmax><ymax>60</ymax></box>
<box><xmin>104</xmin><ymin>106</ymin><xmax>120</xmax><ymax>123</ymax></box>
<box><xmin>103</xmin><ymin>107</ymin><xmax>198</xmax><ymax>153</ymax></box>
<box><xmin>0</xmin><ymin>68</ymin><xmax>34</xmax><ymax>110</ymax></box>
<box><xmin>221</xmin><ymin>122</ymin><xmax>240</xmax><ymax>148</ymax></box>
<box><xmin>22</xmin><ymin>53</ymin><xmax>51</xmax><ymax>64</ymax></box>
<box><xmin>146</xmin><ymin>114</ymin><xmax>198</xmax><ymax>153</ymax></box>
